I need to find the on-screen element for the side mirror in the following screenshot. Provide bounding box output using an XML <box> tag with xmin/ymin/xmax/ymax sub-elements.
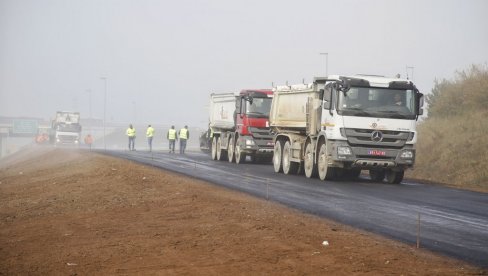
<box><xmin>244</xmin><ymin>96</ymin><xmax>253</xmax><ymax>105</ymax></box>
<box><xmin>341</xmin><ymin>80</ymin><xmax>351</xmax><ymax>92</ymax></box>
<box><xmin>415</xmin><ymin>90</ymin><xmax>424</xmax><ymax>116</ymax></box>
<box><xmin>322</xmin><ymin>89</ymin><xmax>332</xmax><ymax>110</ymax></box>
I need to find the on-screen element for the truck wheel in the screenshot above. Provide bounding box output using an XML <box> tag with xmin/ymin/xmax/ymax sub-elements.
<box><xmin>345</xmin><ymin>168</ymin><xmax>361</xmax><ymax>180</ymax></box>
<box><xmin>369</xmin><ymin>169</ymin><xmax>385</xmax><ymax>182</ymax></box>
<box><xmin>211</xmin><ymin>137</ymin><xmax>218</xmax><ymax>160</ymax></box>
<box><xmin>283</xmin><ymin>141</ymin><xmax>298</xmax><ymax>174</ymax></box>
<box><xmin>386</xmin><ymin>170</ymin><xmax>404</xmax><ymax>184</ymax></box>
<box><xmin>304</xmin><ymin>142</ymin><xmax>317</xmax><ymax>178</ymax></box>
<box><xmin>235</xmin><ymin>141</ymin><xmax>246</xmax><ymax>164</ymax></box>
<box><xmin>216</xmin><ymin>137</ymin><xmax>227</xmax><ymax>161</ymax></box>
<box><xmin>273</xmin><ymin>140</ymin><xmax>284</xmax><ymax>173</ymax></box>
<box><xmin>227</xmin><ymin>136</ymin><xmax>235</xmax><ymax>163</ymax></box>
<box><xmin>317</xmin><ymin>143</ymin><xmax>335</xmax><ymax>181</ymax></box>
<box><xmin>250</xmin><ymin>154</ymin><xmax>258</xmax><ymax>163</ymax></box>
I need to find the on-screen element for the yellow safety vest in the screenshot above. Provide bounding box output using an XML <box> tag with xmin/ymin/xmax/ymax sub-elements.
<box><xmin>146</xmin><ymin>127</ymin><xmax>155</xmax><ymax>137</ymax></box>
<box><xmin>168</xmin><ymin>129</ymin><xmax>176</xmax><ymax>140</ymax></box>
<box><xmin>180</xmin><ymin>128</ymin><xmax>188</xmax><ymax>139</ymax></box>
<box><xmin>126</xmin><ymin>128</ymin><xmax>136</xmax><ymax>137</ymax></box>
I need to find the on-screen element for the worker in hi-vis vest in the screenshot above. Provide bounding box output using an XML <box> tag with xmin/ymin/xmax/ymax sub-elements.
<box><xmin>146</xmin><ymin>124</ymin><xmax>155</xmax><ymax>152</ymax></box>
<box><xmin>126</xmin><ymin>124</ymin><xmax>136</xmax><ymax>151</ymax></box>
<box><xmin>178</xmin><ymin>125</ymin><xmax>190</xmax><ymax>154</ymax></box>
<box><xmin>167</xmin><ymin>125</ymin><xmax>177</xmax><ymax>153</ymax></box>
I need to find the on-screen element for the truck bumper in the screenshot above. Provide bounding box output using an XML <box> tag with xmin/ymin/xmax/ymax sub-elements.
<box><xmin>238</xmin><ymin>135</ymin><xmax>274</xmax><ymax>156</ymax></box>
<box><xmin>327</xmin><ymin>140</ymin><xmax>415</xmax><ymax>170</ymax></box>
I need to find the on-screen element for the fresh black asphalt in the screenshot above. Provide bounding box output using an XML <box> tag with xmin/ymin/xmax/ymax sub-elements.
<box><xmin>102</xmin><ymin>149</ymin><xmax>488</xmax><ymax>267</ymax></box>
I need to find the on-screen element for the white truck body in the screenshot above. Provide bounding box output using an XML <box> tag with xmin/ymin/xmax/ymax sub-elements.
<box><xmin>209</xmin><ymin>93</ymin><xmax>237</xmax><ymax>130</ymax></box>
<box><xmin>270</xmin><ymin>75</ymin><xmax>424</xmax><ymax>184</ymax></box>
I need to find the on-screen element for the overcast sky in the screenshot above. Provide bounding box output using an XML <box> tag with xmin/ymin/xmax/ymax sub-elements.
<box><xmin>1</xmin><ymin>0</ymin><xmax>487</xmax><ymax>127</ymax></box>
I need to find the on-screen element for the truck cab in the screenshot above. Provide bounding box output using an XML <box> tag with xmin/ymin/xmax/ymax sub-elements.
<box><xmin>232</xmin><ymin>89</ymin><xmax>275</xmax><ymax>162</ymax></box>
<box><xmin>318</xmin><ymin>75</ymin><xmax>424</xmax><ymax>182</ymax></box>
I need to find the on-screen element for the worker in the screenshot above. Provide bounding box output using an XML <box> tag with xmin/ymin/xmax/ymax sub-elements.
<box><xmin>146</xmin><ymin>124</ymin><xmax>155</xmax><ymax>152</ymax></box>
<box><xmin>178</xmin><ymin>125</ymin><xmax>190</xmax><ymax>154</ymax></box>
<box><xmin>126</xmin><ymin>124</ymin><xmax>136</xmax><ymax>151</ymax></box>
<box><xmin>84</xmin><ymin>134</ymin><xmax>93</xmax><ymax>150</ymax></box>
<box><xmin>167</xmin><ymin>125</ymin><xmax>177</xmax><ymax>153</ymax></box>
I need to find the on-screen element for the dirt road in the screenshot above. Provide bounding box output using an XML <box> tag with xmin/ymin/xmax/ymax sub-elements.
<box><xmin>0</xmin><ymin>147</ymin><xmax>484</xmax><ymax>275</ymax></box>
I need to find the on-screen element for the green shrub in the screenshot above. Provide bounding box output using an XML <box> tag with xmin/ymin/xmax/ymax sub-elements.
<box><xmin>408</xmin><ymin>64</ymin><xmax>488</xmax><ymax>192</ymax></box>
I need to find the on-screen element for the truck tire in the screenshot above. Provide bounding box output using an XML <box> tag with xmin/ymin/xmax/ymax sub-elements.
<box><xmin>235</xmin><ymin>141</ymin><xmax>246</xmax><ymax>164</ymax></box>
<box><xmin>386</xmin><ymin>170</ymin><xmax>404</xmax><ymax>184</ymax></box>
<box><xmin>273</xmin><ymin>140</ymin><xmax>284</xmax><ymax>173</ymax></box>
<box><xmin>317</xmin><ymin>142</ymin><xmax>335</xmax><ymax>181</ymax></box>
<box><xmin>304</xmin><ymin>142</ymin><xmax>317</xmax><ymax>178</ymax></box>
<box><xmin>227</xmin><ymin>136</ymin><xmax>235</xmax><ymax>163</ymax></box>
<box><xmin>369</xmin><ymin>169</ymin><xmax>385</xmax><ymax>182</ymax></box>
<box><xmin>216</xmin><ymin>137</ymin><xmax>227</xmax><ymax>161</ymax></box>
<box><xmin>283</xmin><ymin>141</ymin><xmax>298</xmax><ymax>174</ymax></box>
<box><xmin>211</xmin><ymin>136</ymin><xmax>218</xmax><ymax>160</ymax></box>
<box><xmin>345</xmin><ymin>168</ymin><xmax>361</xmax><ymax>179</ymax></box>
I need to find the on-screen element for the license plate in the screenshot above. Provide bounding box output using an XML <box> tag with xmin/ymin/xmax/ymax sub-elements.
<box><xmin>368</xmin><ymin>150</ymin><xmax>386</xmax><ymax>156</ymax></box>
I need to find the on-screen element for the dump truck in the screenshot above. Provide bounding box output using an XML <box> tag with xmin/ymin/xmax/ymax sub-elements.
<box><xmin>51</xmin><ymin>111</ymin><xmax>82</xmax><ymax>146</ymax></box>
<box><xmin>270</xmin><ymin>75</ymin><xmax>424</xmax><ymax>184</ymax></box>
<box><xmin>209</xmin><ymin>90</ymin><xmax>274</xmax><ymax>163</ymax></box>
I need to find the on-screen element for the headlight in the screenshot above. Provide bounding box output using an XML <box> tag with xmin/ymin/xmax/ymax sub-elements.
<box><xmin>400</xmin><ymin>150</ymin><xmax>414</xmax><ymax>159</ymax></box>
<box><xmin>74</xmin><ymin>140</ymin><xmax>79</xmax><ymax>144</ymax></box>
<box><xmin>407</xmin><ymin>132</ymin><xmax>415</xmax><ymax>141</ymax></box>
<box><xmin>337</xmin><ymin>146</ymin><xmax>352</xmax><ymax>155</ymax></box>
<box><xmin>56</xmin><ymin>138</ymin><xmax>60</xmax><ymax>142</ymax></box>
<box><xmin>245</xmin><ymin>139</ymin><xmax>255</xmax><ymax>146</ymax></box>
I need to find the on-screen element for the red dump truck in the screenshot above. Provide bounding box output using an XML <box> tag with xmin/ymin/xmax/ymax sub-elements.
<box><xmin>209</xmin><ymin>89</ymin><xmax>274</xmax><ymax>163</ymax></box>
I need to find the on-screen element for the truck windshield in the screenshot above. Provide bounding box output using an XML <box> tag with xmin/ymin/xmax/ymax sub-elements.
<box><xmin>246</xmin><ymin>97</ymin><xmax>272</xmax><ymax>118</ymax></box>
<box><xmin>337</xmin><ymin>87</ymin><xmax>416</xmax><ymax>119</ymax></box>
<box><xmin>56</xmin><ymin>123</ymin><xmax>81</xmax><ymax>132</ymax></box>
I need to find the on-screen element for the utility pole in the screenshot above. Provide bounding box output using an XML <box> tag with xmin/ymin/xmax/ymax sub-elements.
<box><xmin>100</xmin><ymin>77</ymin><xmax>107</xmax><ymax>150</ymax></box>
<box><xmin>319</xmin><ymin>52</ymin><xmax>329</xmax><ymax>76</ymax></box>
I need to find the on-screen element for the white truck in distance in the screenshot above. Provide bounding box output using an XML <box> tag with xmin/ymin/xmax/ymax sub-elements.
<box><xmin>51</xmin><ymin>111</ymin><xmax>82</xmax><ymax>146</ymax></box>
<box><xmin>270</xmin><ymin>75</ymin><xmax>424</xmax><ymax>184</ymax></box>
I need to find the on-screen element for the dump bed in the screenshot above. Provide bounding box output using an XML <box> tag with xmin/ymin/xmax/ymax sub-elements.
<box><xmin>209</xmin><ymin>93</ymin><xmax>237</xmax><ymax>131</ymax></box>
<box><xmin>269</xmin><ymin>84</ymin><xmax>320</xmax><ymax>130</ymax></box>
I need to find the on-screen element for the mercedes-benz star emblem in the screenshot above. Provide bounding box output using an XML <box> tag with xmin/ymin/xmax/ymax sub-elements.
<box><xmin>371</xmin><ymin>130</ymin><xmax>383</xmax><ymax>142</ymax></box>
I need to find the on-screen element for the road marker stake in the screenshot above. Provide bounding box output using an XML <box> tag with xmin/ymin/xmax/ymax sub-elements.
<box><xmin>417</xmin><ymin>212</ymin><xmax>421</xmax><ymax>248</ymax></box>
<box><xmin>266</xmin><ymin>178</ymin><xmax>269</xmax><ymax>200</ymax></box>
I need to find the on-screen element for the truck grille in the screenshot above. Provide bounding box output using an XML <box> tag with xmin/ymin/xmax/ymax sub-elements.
<box><xmin>248</xmin><ymin>127</ymin><xmax>273</xmax><ymax>140</ymax></box>
<box><xmin>58</xmin><ymin>135</ymin><xmax>78</xmax><ymax>142</ymax></box>
<box><xmin>344</xmin><ymin>128</ymin><xmax>409</xmax><ymax>148</ymax></box>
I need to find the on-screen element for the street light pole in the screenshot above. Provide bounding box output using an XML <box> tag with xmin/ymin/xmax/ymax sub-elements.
<box><xmin>100</xmin><ymin>77</ymin><xmax>107</xmax><ymax>151</ymax></box>
<box><xmin>320</xmin><ymin>52</ymin><xmax>328</xmax><ymax>76</ymax></box>
<box><xmin>86</xmin><ymin>89</ymin><xmax>92</xmax><ymax>119</ymax></box>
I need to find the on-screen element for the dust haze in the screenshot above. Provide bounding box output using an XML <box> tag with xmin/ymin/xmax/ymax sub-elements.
<box><xmin>1</xmin><ymin>0</ymin><xmax>487</xmax><ymax>127</ymax></box>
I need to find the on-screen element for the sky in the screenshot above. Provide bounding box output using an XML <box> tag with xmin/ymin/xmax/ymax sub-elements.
<box><xmin>1</xmin><ymin>0</ymin><xmax>487</xmax><ymax>128</ymax></box>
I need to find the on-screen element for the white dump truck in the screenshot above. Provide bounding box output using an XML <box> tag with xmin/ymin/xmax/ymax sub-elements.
<box><xmin>270</xmin><ymin>75</ymin><xmax>424</xmax><ymax>184</ymax></box>
<box><xmin>209</xmin><ymin>90</ymin><xmax>274</xmax><ymax>163</ymax></box>
<box><xmin>51</xmin><ymin>111</ymin><xmax>82</xmax><ymax>146</ymax></box>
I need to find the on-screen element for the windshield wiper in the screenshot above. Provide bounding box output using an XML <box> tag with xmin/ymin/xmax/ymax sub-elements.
<box><xmin>246</xmin><ymin>112</ymin><xmax>268</xmax><ymax>117</ymax></box>
<box><xmin>342</xmin><ymin>108</ymin><xmax>372</xmax><ymax>116</ymax></box>
<box><xmin>376</xmin><ymin>111</ymin><xmax>408</xmax><ymax>119</ymax></box>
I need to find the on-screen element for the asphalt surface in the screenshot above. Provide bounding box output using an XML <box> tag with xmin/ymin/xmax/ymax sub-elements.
<box><xmin>103</xmin><ymin>149</ymin><xmax>488</xmax><ymax>267</ymax></box>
